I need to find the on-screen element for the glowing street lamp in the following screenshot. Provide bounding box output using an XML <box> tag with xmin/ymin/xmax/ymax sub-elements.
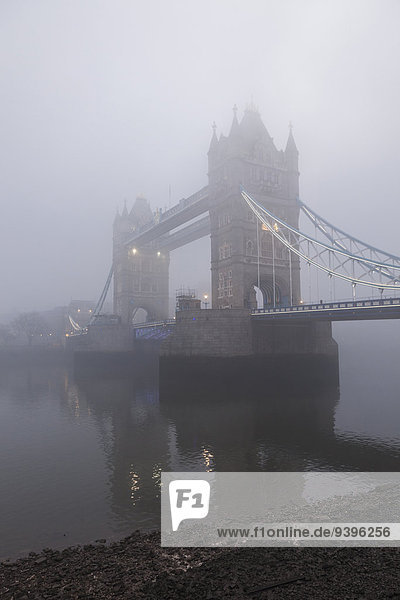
<box><xmin>203</xmin><ymin>293</ymin><xmax>209</xmax><ymax>309</ymax></box>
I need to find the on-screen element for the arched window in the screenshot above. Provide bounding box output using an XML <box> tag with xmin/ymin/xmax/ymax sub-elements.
<box><xmin>261</xmin><ymin>232</ymin><xmax>272</xmax><ymax>257</ymax></box>
<box><xmin>218</xmin><ymin>271</ymin><xmax>233</xmax><ymax>298</ymax></box>
<box><xmin>219</xmin><ymin>242</ymin><xmax>232</xmax><ymax>260</ymax></box>
<box><xmin>246</xmin><ymin>240</ymin><xmax>254</xmax><ymax>256</ymax></box>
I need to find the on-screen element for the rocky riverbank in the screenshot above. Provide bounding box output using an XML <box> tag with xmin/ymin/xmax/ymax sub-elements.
<box><xmin>1</xmin><ymin>532</ymin><xmax>400</xmax><ymax>599</ymax></box>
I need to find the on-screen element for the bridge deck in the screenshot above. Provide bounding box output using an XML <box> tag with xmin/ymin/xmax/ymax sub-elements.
<box><xmin>133</xmin><ymin>319</ymin><xmax>176</xmax><ymax>339</ymax></box>
<box><xmin>131</xmin><ymin>299</ymin><xmax>400</xmax><ymax>337</ymax></box>
<box><xmin>252</xmin><ymin>297</ymin><xmax>400</xmax><ymax>321</ymax></box>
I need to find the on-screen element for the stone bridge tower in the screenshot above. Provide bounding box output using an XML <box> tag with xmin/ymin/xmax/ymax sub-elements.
<box><xmin>113</xmin><ymin>197</ymin><xmax>170</xmax><ymax>324</ymax></box>
<box><xmin>208</xmin><ymin>104</ymin><xmax>301</xmax><ymax>309</ymax></box>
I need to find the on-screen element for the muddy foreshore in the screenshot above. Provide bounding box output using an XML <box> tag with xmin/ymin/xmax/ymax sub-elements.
<box><xmin>1</xmin><ymin>531</ymin><xmax>400</xmax><ymax>599</ymax></box>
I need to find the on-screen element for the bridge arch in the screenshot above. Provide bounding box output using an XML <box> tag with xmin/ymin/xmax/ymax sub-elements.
<box><xmin>128</xmin><ymin>300</ymin><xmax>161</xmax><ymax>325</ymax></box>
<box><xmin>247</xmin><ymin>275</ymin><xmax>289</xmax><ymax>309</ymax></box>
<box><xmin>131</xmin><ymin>307</ymin><xmax>149</xmax><ymax>325</ymax></box>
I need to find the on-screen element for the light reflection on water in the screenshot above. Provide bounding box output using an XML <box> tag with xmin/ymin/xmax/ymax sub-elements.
<box><xmin>0</xmin><ymin>342</ymin><xmax>400</xmax><ymax>560</ymax></box>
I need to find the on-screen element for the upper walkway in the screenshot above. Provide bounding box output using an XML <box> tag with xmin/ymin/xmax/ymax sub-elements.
<box><xmin>125</xmin><ymin>186</ymin><xmax>209</xmax><ymax>250</ymax></box>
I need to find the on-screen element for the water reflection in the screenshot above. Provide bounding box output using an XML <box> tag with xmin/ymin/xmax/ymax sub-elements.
<box><xmin>1</xmin><ymin>353</ymin><xmax>400</xmax><ymax>559</ymax></box>
<box><xmin>75</xmin><ymin>354</ymin><xmax>400</xmax><ymax>532</ymax></box>
<box><xmin>74</xmin><ymin>372</ymin><xmax>167</xmax><ymax>532</ymax></box>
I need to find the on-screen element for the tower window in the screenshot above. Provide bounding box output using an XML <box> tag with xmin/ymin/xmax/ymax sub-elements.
<box><xmin>218</xmin><ymin>213</ymin><xmax>231</xmax><ymax>228</ymax></box>
<box><xmin>219</xmin><ymin>242</ymin><xmax>232</xmax><ymax>260</ymax></box>
<box><xmin>141</xmin><ymin>280</ymin><xmax>150</xmax><ymax>292</ymax></box>
<box><xmin>218</xmin><ymin>270</ymin><xmax>233</xmax><ymax>298</ymax></box>
<box><xmin>250</xmin><ymin>166</ymin><xmax>260</xmax><ymax>182</ymax></box>
<box><xmin>142</xmin><ymin>259</ymin><xmax>152</xmax><ymax>272</ymax></box>
<box><xmin>246</xmin><ymin>240</ymin><xmax>254</xmax><ymax>256</ymax></box>
<box><xmin>261</xmin><ymin>232</ymin><xmax>272</xmax><ymax>257</ymax></box>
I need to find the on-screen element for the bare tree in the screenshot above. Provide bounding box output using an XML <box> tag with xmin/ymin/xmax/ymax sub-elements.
<box><xmin>11</xmin><ymin>312</ymin><xmax>48</xmax><ymax>346</ymax></box>
<box><xmin>0</xmin><ymin>323</ymin><xmax>14</xmax><ymax>346</ymax></box>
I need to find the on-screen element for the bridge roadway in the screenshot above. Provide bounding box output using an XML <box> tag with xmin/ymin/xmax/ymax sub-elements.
<box><xmin>252</xmin><ymin>297</ymin><xmax>400</xmax><ymax>322</ymax></box>
<box><xmin>133</xmin><ymin>297</ymin><xmax>400</xmax><ymax>339</ymax></box>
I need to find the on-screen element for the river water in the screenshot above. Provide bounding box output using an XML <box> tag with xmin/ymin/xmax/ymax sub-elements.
<box><xmin>1</xmin><ymin>320</ymin><xmax>400</xmax><ymax>560</ymax></box>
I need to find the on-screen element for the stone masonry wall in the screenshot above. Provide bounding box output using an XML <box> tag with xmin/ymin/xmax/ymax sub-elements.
<box><xmin>160</xmin><ymin>309</ymin><xmax>338</xmax><ymax>359</ymax></box>
<box><xmin>160</xmin><ymin>309</ymin><xmax>253</xmax><ymax>357</ymax></box>
<box><xmin>252</xmin><ymin>320</ymin><xmax>338</xmax><ymax>356</ymax></box>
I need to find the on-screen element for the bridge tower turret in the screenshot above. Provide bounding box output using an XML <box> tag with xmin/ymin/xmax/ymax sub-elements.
<box><xmin>208</xmin><ymin>104</ymin><xmax>301</xmax><ymax>309</ymax></box>
<box><xmin>113</xmin><ymin>196</ymin><xmax>170</xmax><ymax>324</ymax></box>
<box><xmin>285</xmin><ymin>123</ymin><xmax>299</xmax><ymax>200</ymax></box>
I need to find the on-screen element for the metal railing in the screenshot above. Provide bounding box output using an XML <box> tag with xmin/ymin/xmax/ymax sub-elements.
<box><xmin>252</xmin><ymin>297</ymin><xmax>400</xmax><ymax>316</ymax></box>
<box><xmin>133</xmin><ymin>319</ymin><xmax>176</xmax><ymax>340</ymax></box>
<box><xmin>132</xmin><ymin>319</ymin><xmax>176</xmax><ymax>329</ymax></box>
<box><xmin>127</xmin><ymin>186</ymin><xmax>209</xmax><ymax>243</ymax></box>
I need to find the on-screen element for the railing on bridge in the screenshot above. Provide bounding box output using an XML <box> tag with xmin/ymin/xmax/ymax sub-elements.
<box><xmin>160</xmin><ymin>186</ymin><xmax>209</xmax><ymax>222</ymax></box>
<box><xmin>133</xmin><ymin>319</ymin><xmax>176</xmax><ymax>340</ymax></box>
<box><xmin>126</xmin><ymin>185</ymin><xmax>209</xmax><ymax>245</ymax></box>
<box><xmin>252</xmin><ymin>297</ymin><xmax>400</xmax><ymax>320</ymax></box>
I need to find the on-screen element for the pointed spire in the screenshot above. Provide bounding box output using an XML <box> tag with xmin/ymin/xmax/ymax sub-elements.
<box><xmin>227</xmin><ymin>103</ymin><xmax>242</xmax><ymax>156</ymax></box>
<box><xmin>240</xmin><ymin>102</ymin><xmax>270</xmax><ymax>147</ymax></box>
<box><xmin>285</xmin><ymin>121</ymin><xmax>298</xmax><ymax>154</ymax></box>
<box><xmin>208</xmin><ymin>121</ymin><xmax>219</xmax><ymax>154</ymax></box>
<box><xmin>229</xmin><ymin>104</ymin><xmax>240</xmax><ymax>136</ymax></box>
<box><xmin>122</xmin><ymin>198</ymin><xmax>128</xmax><ymax>218</ymax></box>
<box><xmin>130</xmin><ymin>195</ymin><xmax>153</xmax><ymax>228</ymax></box>
<box><xmin>245</xmin><ymin>98</ymin><xmax>260</xmax><ymax>114</ymax></box>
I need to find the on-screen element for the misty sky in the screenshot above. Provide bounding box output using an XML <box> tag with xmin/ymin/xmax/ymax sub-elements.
<box><xmin>1</xmin><ymin>0</ymin><xmax>400</xmax><ymax>317</ymax></box>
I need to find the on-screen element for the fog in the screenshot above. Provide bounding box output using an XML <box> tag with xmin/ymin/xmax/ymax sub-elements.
<box><xmin>1</xmin><ymin>0</ymin><xmax>400</xmax><ymax>317</ymax></box>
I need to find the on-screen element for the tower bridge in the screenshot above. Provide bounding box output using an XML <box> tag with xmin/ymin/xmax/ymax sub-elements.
<box><xmin>109</xmin><ymin>104</ymin><xmax>400</xmax><ymax>327</ymax></box>
<box><xmin>78</xmin><ymin>104</ymin><xmax>400</xmax><ymax>366</ymax></box>
<box><xmin>112</xmin><ymin>104</ymin><xmax>302</xmax><ymax>325</ymax></box>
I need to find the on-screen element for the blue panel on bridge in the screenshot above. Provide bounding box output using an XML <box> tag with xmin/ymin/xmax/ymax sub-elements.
<box><xmin>133</xmin><ymin>321</ymin><xmax>176</xmax><ymax>340</ymax></box>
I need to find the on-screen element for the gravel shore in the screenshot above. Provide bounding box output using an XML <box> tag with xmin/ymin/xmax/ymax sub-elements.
<box><xmin>1</xmin><ymin>532</ymin><xmax>400</xmax><ymax>599</ymax></box>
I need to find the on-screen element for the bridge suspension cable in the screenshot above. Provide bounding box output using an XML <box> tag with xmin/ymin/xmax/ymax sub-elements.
<box><xmin>241</xmin><ymin>189</ymin><xmax>400</xmax><ymax>292</ymax></box>
<box><xmin>299</xmin><ymin>201</ymin><xmax>400</xmax><ymax>264</ymax></box>
<box><xmin>89</xmin><ymin>265</ymin><xmax>114</xmax><ymax>325</ymax></box>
